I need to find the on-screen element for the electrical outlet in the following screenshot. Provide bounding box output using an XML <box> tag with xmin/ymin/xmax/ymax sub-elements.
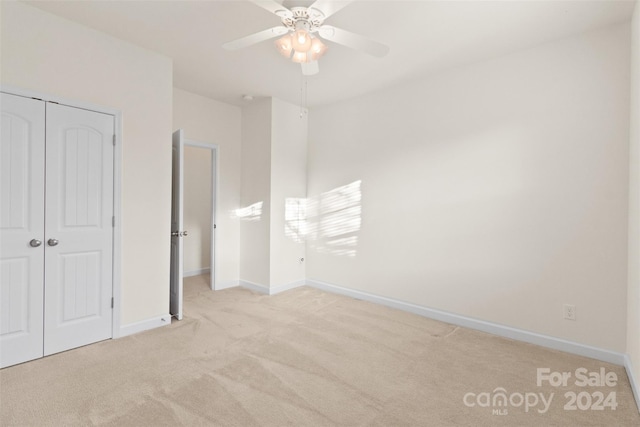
<box><xmin>563</xmin><ymin>304</ymin><xmax>576</xmax><ymax>321</ymax></box>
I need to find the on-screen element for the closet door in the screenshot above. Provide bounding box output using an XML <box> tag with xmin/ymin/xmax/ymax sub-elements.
<box><xmin>43</xmin><ymin>103</ymin><xmax>114</xmax><ymax>356</ymax></box>
<box><xmin>0</xmin><ymin>93</ymin><xmax>46</xmax><ymax>367</ymax></box>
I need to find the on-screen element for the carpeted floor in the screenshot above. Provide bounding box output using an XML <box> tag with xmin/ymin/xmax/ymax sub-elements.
<box><xmin>0</xmin><ymin>275</ymin><xmax>638</xmax><ymax>426</ymax></box>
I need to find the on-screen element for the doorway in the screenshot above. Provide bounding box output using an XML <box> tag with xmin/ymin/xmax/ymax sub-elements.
<box><xmin>183</xmin><ymin>142</ymin><xmax>217</xmax><ymax>286</ymax></box>
<box><xmin>170</xmin><ymin>130</ymin><xmax>217</xmax><ymax>321</ymax></box>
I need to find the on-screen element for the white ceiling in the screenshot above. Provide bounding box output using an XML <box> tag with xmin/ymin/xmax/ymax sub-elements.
<box><xmin>26</xmin><ymin>0</ymin><xmax>635</xmax><ymax>108</ymax></box>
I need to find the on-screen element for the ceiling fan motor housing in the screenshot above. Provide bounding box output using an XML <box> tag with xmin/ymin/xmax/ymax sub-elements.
<box><xmin>281</xmin><ymin>7</ymin><xmax>325</xmax><ymax>33</ymax></box>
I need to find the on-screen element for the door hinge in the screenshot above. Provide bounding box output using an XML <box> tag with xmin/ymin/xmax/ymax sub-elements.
<box><xmin>213</xmin><ymin>224</ymin><xmax>217</xmax><ymax>229</ymax></box>
<box><xmin>111</xmin><ymin>297</ymin><xmax>114</xmax><ymax>308</ymax></box>
<box><xmin>112</xmin><ymin>216</ymin><xmax>115</xmax><ymax>227</ymax></box>
<box><xmin>112</xmin><ymin>135</ymin><xmax>116</xmax><ymax>146</ymax></box>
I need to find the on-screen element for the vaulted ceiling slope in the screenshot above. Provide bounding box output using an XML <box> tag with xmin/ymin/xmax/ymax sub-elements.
<box><xmin>26</xmin><ymin>0</ymin><xmax>635</xmax><ymax>107</ymax></box>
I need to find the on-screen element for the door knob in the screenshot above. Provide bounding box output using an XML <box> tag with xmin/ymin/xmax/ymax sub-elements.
<box><xmin>47</xmin><ymin>238</ymin><xmax>59</xmax><ymax>247</ymax></box>
<box><xmin>29</xmin><ymin>239</ymin><xmax>42</xmax><ymax>248</ymax></box>
<box><xmin>182</xmin><ymin>231</ymin><xmax>188</xmax><ymax>237</ymax></box>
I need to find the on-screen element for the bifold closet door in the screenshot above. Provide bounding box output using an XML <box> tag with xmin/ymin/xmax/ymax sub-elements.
<box><xmin>1</xmin><ymin>94</ymin><xmax>114</xmax><ymax>368</ymax></box>
<box><xmin>43</xmin><ymin>103</ymin><xmax>114</xmax><ymax>356</ymax></box>
<box><xmin>0</xmin><ymin>94</ymin><xmax>46</xmax><ymax>367</ymax></box>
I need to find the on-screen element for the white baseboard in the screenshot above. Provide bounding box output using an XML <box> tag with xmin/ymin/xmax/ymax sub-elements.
<box><xmin>305</xmin><ymin>279</ymin><xmax>627</xmax><ymax>366</ymax></box>
<box><xmin>215</xmin><ymin>280</ymin><xmax>240</xmax><ymax>290</ymax></box>
<box><xmin>117</xmin><ymin>314</ymin><xmax>171</xmax><ymax>338</ymax></box>
<box><xmin>624</xmin><ymin>355</ymin><xmax>640</xmax><ymax>414</ymax></box>
<box><xmin>239</xmin><ymin>279</ymin><xmax>306</xmax><ymax>296</ymax></box>
<box><xmin>270</xmin><ymin>280</ymin><xmax>306</xmax><ymax>295</ymax></box>
<box><xmin>183</xmin><ymin>268</ymin><xmax>210</xmax><ymax>278</ymax></box>
<box><xmin>239</xmin><ymin>280</ymin><xmax>270</xmax><ymax>294</ymax></box>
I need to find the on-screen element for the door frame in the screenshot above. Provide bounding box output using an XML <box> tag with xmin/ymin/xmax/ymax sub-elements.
<box><xmin>183</xmin><ymin>139</ymin><xmax>219</xmax><ymax>291</ymax></box>
<box><xmin>1</xmin><ymin>85</ymin><xmax>124</xmax><ymax>338</ymax></box>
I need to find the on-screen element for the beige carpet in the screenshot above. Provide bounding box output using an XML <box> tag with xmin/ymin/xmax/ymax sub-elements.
<box><xmin>1</xmin><ymin>275</ymin><xmax>638</xmax><ymax>426</ymax></box>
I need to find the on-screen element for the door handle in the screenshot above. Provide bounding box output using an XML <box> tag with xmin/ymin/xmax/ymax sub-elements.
<box><xmin>47</xmin><ymin>238</ymin><xmax>59</xmax><ymax>247</ymax></box>
<box><xmin>30</xmin><ymin>239</ymin><xmax>42</xmax><ymax>248</ymax></box>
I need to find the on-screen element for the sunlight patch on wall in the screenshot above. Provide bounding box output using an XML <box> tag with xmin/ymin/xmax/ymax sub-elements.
<box><xmin>285</xmin><ymin>198</ymin><xmax>307</xmax><ymax>243</ymax></box>
<box><xmin>285</xmin><ymin>180</ymin><xmax>362</xmax><ymax>257</ymax></box>
<box><xmin>233</xmin><ymin>201</ymin><xmax>263</xmax><ymax>221</ymax></box>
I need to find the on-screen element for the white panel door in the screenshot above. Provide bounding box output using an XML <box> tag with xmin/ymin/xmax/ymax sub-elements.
<box><xmin>170</xmin><ymin>130</ymin><xmax>184</xmax><ymax>320</ymax></box>
<box><xmin>0</xmin><ymin>93</ymin><xmax>46</xmax><ymax>368</ymax></box>
<box><xmin>43</xmin><ymin>103</ymin><xmax>114</xmax><ymax>356</ymax></box>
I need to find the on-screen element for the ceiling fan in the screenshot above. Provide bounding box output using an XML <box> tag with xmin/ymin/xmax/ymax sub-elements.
<box><xmin>222</xmin><ymin>0</ymin><xmax>390</xmax><ymax>76</ymax></box>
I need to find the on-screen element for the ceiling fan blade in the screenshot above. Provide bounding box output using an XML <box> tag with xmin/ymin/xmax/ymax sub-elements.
<box><xmin>248</xmin><ymin>0</ymin><xmax>292</xmax><ymax>18</ymax></box>
<box><xmin>301</xmin><ymin>61</ymin><xmax>319</xmax><ymax>76</ymax></box>
<box><xmin>318</xmin><ymin>25</ymin><xmax>389</xmax><ymax>58</ymax></box>
<box><xmin>223</xmin><ymin>26</ymin><xmax>289</xmax><ymax>51</ymax></box>
<box><xmin>308</xmin><ymin>0</ymin><xmax>352</xmax><ymax>19</ymax></box>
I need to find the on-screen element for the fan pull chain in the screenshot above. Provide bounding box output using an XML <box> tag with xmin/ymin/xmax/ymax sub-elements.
<box><xmin>300</xmin><ymin>74</ymin><xmax>308</xmax><ymax>118</ymax></box>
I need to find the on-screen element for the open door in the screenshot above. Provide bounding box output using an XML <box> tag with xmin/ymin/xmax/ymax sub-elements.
<box><xmin>170</xmin><ymin>129</ymin><xmax>184</xmax><ymax>320</ymax></box>
<box><xmin>209</xmin><ymin>147</ymin><xmax>217</xmax><ymax>291</ymax></box>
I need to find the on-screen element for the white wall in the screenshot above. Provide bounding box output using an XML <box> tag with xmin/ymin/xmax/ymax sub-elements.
<box><xmin>183</xmin><ymin>145</ymin><xmax>212</xmax><ymax>274</ymax></box>
<box><xmin>270</xmin><ymin>98</ymin><xmax>308</xmax><ymax>287</ymax></box>
<box><xmin>240</xmin><ymin>99</ymin><xmax>272</xmax><ymax>287</ymax></box>
<box><xmin>173</xmin><ymin>89</ymin><xmax>242</xmax><ymax>287</ymax></box>
<box><xmin>239</xmin><ymin>97</ymin><xmax>308</xmax><ymax>289</ymax></box>
<box><xmin>1</xmin><ymin>2</ymin><xmax>173</xmax><ymax>326</ymax></box>
<box><xmin>628</xmin><ymin>0</ymin><xmax>640</xmax><ymax>389</ymax></box>
<box><xmin>308</xmin><ymin>23</ymin><xmax>631</xmax><ymax>352</ymax></box>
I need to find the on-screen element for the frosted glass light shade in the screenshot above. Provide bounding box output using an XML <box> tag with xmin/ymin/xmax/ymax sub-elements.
<box><xmin>291</xmin><ymin>29</ymin><xmax>312</xmax><ymax>53</ymax></box>
<box><xmin>308</xmin><ymin>37</ymin><xmax>328</xmax><ymax>61</ymax></box>
<box><xmin>291</xmin><ymin>51</ymin><xmax>308</xmax><ymax>63</ymax></box>
<box><xmin>275</xmin><ymin>34</ymin><xmax>293</xmax><ymax>58</ymax></box>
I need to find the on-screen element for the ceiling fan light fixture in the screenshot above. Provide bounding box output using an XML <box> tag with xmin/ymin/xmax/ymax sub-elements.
<box><xmin>275</xmin><ymin>34</ymin><xmax>293</xmax><ymax>57</ymax></box>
